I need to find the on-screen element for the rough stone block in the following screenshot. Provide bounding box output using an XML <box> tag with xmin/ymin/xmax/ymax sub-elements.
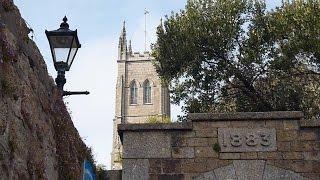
<box><xmin>240</xmin><ymin>152</ymin><xmax>258</xmax><ymax>159</ymax></box>
<box><xmin>170</xmin><ymin>131</ymin><xmax>195</xmax><ymax>139</ymax></box>
<box><xmin>268</xmin><ymin>160</ymin><xmax>295</xmax><ymax>171</ymax></box>
<box><xmin>299</xmin><ymin>130</ymin><xmax>319</xmax><ymax>141</ymax></box>
<box><xmin>277</xmin><ymin>141</ymin><xmax>291</xmax><ymax>151</ymax></box>
<box><xmin>300</xmin><ymin>173</ymin><xmax>320</xmax><ymax>180</ymax></box>
<box><xmin>195</xmin><ymin>129</ymin><xmax>218</xmax><ymax>138</ymax></box>
<box><xmin>233</xmin><ymin>160</ymin><xmax>265</xmax><ymax>180</ymax></box>
<box><xmin>106</xmin><ymin>170</ymin><xmax>122</xmax><ymax>180</ymax></box>
<box><xmin>291</xmin><ymin>141</ymin><xmax>320</xmax><ymax>151</ymax></box>
<box><xmin>230</xmin><ymin>120</ymin><xmax>252</xmax><ymax>127</ymax></box>
<box><xmin>229</xmin><ymin>120</ymin><xmax>267</xmax><ymax>128</ymax></box>
<box><xmin>290</xmin><ymin>161</ymin><xmax>320</xmax><ymax>173</ymax></box>
<box><xmin>300</xmin><ymin>119</ymin><xmax>320</xmax><ymax>128</ymax></box>
<box><xmin>157</xmin><ymin>174</ymin><xmax>184</xmax><ymax>180</ymax></box>
<box><xmin>180</xmin><ymin>131</ymin><xmax>196</xmax><ymax>138</ymax></box>
<box><xmin>282</xmin><ymin>152</ymin><xmax>303</xmax><ymax>160</ymax></box>
<box><xmin>205</xmin><ymin>159</ymin><xmax>232</xmax><ymax>170</ymax></box>
<box><xmin>210</xmin><ymin>121</ymin><xmax>230</xmax><ymax>128</ymax></box>
<box><xmin>202</xmin><ymin>171</ymin><xmax>217</xmax><ymax>180</ymax></box>
<box><xmin>265</xmin><ymin>120</ymin><xmax>284</xmax><ymax>130</ymax></box>
<box><xmin>148</xmin><ymin>159</ymin><xmax>162</xmax><ymax>174</ymax></box>
<box><xmin>283</xmin><ymin>120</ymin><xmax>299</xmax><ymax>130</ymax></box>
<box><xmin>194</xmin><ymin>157</ymin><xmax>210</xmax><ymax>163</ymax></box>
<box><xmin>122</xmin><ymin>159</ymin><xmax>149</xmax><ymax>180</ymax></box>
<box><xmin>172</xmin><ymin>147</ymin><xmax>194</xmax><ymax>159</ymax></box>
<box><xmin>207</xmin><ymin>138</ymin><xmax>218</xmax><ymax>145</ymax></box>
<box><xmin>253</xmin><ymin>120</ymin><xmax>268</xmax><ymax>128</ymax></box>
<box><xmin>171</xmin><ymin>136</ymin><xmax>187</xmax><ymax>147</ymax></box>
<box><xmin>277</xmin><ymin>130</ymin><xmax>298</xmax><ymax>141</ymax></box>
<box><xmin>193</xmin><ymin>122</ymin><xmax>211</xmax><ymax>130</ymax></box>
<box><xmin>257</xmin><ymin>152</ymin><xmax>282</xmax><ymax>159</ymax></box>
<box><xmin>214</xmin><ymin>164</ymin><xmax>237</xmax><ymax>180</ymax></box>
<box><xmin>195</xmin><ymin>147</ymin><xmax>218</xmax><ymax>158</ymax></box>
<box><xmin>187</xmin><ymin>138</ymin><xmax>208</xmax><ymax>147</ymax></box>
<box><xmin>181</xmin><ymin>161</ymin><xmax>207</xmax><ymax>173</ymax></box>
<box><xmin>303</xmin><ymin>151</ymin><xmax>320</xmax><ymax>161</ymax></box>
<box><xmin>263</xmin><ymin>164</ymin><xmax>309</xmax><ymax>180</ymax></box>
<box><xmin>192</xmin><ymin>171</ymin><xmax>217</xmax><ymax>180</ymax></box>
<box><xmin>123</xmin><ymin>132</ymin><xmax>171</xmax><ymax>158</ymax></box>
<box><xmin>194</xmin><ymin>121</ymin><xmax>229</xmax><ymax>129</ymax></box>
<box><xmin>162</xmin><ymin>159</ymin><xmax>181</xmax><ymax>173</ymax></box>
<box><xmin>219</xmin><ymin>153</ymin><xmax>241</xmax><ymax>159</ymax></box>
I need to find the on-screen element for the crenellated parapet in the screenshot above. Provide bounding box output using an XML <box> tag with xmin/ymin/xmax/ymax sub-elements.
<box><xmin>117</xmin><ymin>22</ymin><xmax>154</xmax><ymax>62</ymax></box>
<box><xmin>128</xmin><ymin>51</ymin><xmax>152</xmax><ymax>61</ymax></box>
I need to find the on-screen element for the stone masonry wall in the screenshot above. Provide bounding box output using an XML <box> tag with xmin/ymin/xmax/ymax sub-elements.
<box><xmin>124</xmin><ymin>60</ymin><xmax>162</xmax><ymax>121</ymax></box>
<box><xmin>0</xmin><ymin>1</ymin><xmax>91</xmax><ymax>179</ymax></box>
<box><xmin>118</xmin><ymin>111</ymin><xmax>320</xmax><ymax>180</ymax></box>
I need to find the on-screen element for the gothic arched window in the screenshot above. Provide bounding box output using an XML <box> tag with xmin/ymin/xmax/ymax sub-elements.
<box><xmin>143</xmin><ymin>80</ymin><xmax>151</xmax><ymax>104</ymax></box>
<box><xmin>130</xmin><ymin>80</ymin><xmax>138</xmax><ymax>104</ymax></box>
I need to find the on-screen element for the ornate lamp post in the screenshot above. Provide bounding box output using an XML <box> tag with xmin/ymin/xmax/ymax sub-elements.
<box><xmin>45</xmin><ymin>16</ymin><xmax>89</xmax><ymax>96</ymax></box>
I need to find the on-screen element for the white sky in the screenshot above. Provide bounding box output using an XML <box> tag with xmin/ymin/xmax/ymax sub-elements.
<box><xmin>14</xmin><ymin>0</ymin><xmax>282</xmax><ymax>169</ymax></box>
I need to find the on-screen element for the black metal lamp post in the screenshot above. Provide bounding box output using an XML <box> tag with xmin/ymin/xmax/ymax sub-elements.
<box><xmin>45</xmin><ymin>16</ymin><xmax>89</xmax><ymax>96</ymax></box>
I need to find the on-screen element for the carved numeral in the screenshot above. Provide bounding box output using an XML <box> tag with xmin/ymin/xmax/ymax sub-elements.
<box><xmin>260</xmin><ymin>133</ymin><xmax>271</xmax><ymax>146</ymax></box>
<box><xmin>222</xmin><ymin>133</ymin><xmax>227</xmax><ymax>147</ymax></box>
<box><xmin>246</xmin><ymin>133</ymin><xmax>258</xmax><ymax>146</ymax></box>
<box><xmin>230</xmin><ymin>134</ymin><xmax>242</xmax><ymax>147</ymax></box>
<box><xmin>218</xmin><ymin>128</ymin><xmax>276</xmax><ymax>152</ymax></box>
<box><xmin>221</xmin><ymin>131</ymin><xmax>272</xmax><ymax>148</ymax></box>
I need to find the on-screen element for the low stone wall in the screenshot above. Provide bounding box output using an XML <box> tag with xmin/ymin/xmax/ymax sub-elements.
<box><xmin>106</xmin><ymin>170</ymin><xmax>122</xmax><ymax>180</ymax></box>
<box><xmin>118</xmin><ymin>111</ymin><xmax>320</xmax><ymax>180</ymax></box>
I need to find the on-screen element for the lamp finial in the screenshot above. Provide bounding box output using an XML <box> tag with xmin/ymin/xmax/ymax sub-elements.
<box><xmin>60</xmin><ymin>16</ymin><xmax>69</xmax><ymax>29</ymax></box>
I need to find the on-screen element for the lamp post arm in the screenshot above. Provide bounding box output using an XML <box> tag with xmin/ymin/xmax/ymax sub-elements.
<box><xmin>63</xmin><ymin>91</ymin><xmax>90</xmax><ymax>96</ymax></box>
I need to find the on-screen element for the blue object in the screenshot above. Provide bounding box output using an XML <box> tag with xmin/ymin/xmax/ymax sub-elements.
<box><xmin>83</xmin><ymin>159</ymin><xmax>96</xmax><ymax>180</ymax></box>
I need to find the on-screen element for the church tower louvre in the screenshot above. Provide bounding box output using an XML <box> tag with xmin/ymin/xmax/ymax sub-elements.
<box><xmin>111</xmin><ymin>22</ymin><xmax>171</xmax><ymax>170</ymax></box>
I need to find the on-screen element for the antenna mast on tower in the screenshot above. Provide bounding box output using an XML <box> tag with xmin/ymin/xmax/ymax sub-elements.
<box><xmin>144</xmin><ymin>8</ymin><xmax>149</xmax><ymax>52</ymax></box>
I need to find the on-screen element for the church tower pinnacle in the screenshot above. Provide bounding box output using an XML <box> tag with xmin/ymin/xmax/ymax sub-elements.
<box><xmin>128</xmin><ymin>40</ymin><xmax>133</xmax><ymax>56</ymax></box>
<box><xmin>118</xmin><ymin>21</ymin><xmax>127</xmax><ymax>60</ymax></box>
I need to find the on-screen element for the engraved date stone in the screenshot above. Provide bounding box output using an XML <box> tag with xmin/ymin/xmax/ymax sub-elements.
<box><xmin>218</xmin><ymin>128</ymin><xmax>276</xmax><ymax>152</ymax></box>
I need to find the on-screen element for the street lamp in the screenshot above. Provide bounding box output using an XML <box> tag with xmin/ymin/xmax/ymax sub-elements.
<box><xmin>45</xmin><ymin>16</ymin><xmax>89</xmax><ymax>96</ymax></box>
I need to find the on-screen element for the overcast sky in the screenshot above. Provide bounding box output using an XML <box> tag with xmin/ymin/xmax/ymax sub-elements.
<box><xmin>15</xmin><ymin>0</ymin><xmax>282</xmax><ymax>168</ymax></box>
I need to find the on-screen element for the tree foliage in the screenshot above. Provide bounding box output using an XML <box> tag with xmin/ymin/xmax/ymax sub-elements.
<box><xmin>152</xmin><ymin>0</ymin><xmax>320</xmax><ymax>119</ymax></box>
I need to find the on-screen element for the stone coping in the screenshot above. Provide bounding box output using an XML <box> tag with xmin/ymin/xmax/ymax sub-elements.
<box><xmin>118</xmin><ymin>122</ymin><xmax>192</xmax><ymax>132</ymax></box>
<box><xmin>300</xmin><ymin>119</ymin><xmax>320</xmax><ymax>128</ymax></box>
<box><xmin>118</xmin><ymin>122</ymin><xmax>192</xmax><ymax>142</ymax></box>
<box><xmin>188</xmin><ymin>111</ymin><xmax>304</xmax><ymax>121</ymax></box>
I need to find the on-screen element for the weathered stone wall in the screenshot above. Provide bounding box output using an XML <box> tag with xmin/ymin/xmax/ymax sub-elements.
<box><xmin>118</xmin><ymin>111</ymin><xmax>320</xmax><ymax>180</ymax></box>
<box><xmin>0</xmin><ymin>1</ymin><xmax>91</xmax><ymax>179</ymax></box>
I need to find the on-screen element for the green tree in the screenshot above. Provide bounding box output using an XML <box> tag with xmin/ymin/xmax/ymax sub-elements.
<box><xmin>152</xmin><ymin>0</ymin><xmax>320</xmax><ymax>119</ymax></box>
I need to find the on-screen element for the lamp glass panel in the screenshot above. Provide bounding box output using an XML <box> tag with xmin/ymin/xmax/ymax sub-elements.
<box><xmin>67</xmin><ymin>48</ymin><xmax>78</xmax><ymax>66</ymax></box>
<box><xmin>49</xmin><ymin>35</ymin><xmax>73</xmax><ymax>63</ymax></box>
<box><xmin>67</xmin><ymin>39</ymin><xmax>79</xmax><ymax>66</ymax></box>
<box><xmin>53</xmin><ymin>48</ymin><xmax>70</xmax><ymax>63</ymax></box>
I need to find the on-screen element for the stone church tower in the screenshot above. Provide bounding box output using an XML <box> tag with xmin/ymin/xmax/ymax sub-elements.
<box><xmin>111</xmin><ymin>22</ymin><xmax>170</xmax><ymax>170</ymax></box>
